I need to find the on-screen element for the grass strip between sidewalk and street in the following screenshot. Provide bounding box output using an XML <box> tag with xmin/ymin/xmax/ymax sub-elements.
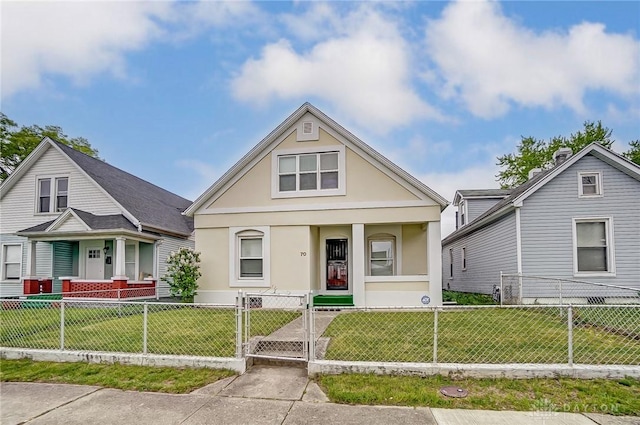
<box><xmin>0</xmin><ymin>359</ymin><xmax>235</xmax><ymax>394</ymax></box>
<box><xmin>317</xmin><ymin>373</ymin><xmax>640</xmax><ymax>416</ymax></box>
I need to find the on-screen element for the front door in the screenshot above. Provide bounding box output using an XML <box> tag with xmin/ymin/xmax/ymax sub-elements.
<box><xmin>85</xmin><ymin>247</ymin><xmax>104</xmax><ymax>279</ymax></box>
<box><xmin>326</xmin><ymin>239</ymin><xmax>348</xmax><ymax>290</ymax></box>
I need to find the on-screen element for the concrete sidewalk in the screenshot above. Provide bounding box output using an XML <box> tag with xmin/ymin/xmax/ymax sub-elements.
<box><xmin>1</xmin><ymin>367</ymin><xmax>637</xmax><ymax>425</ymax></box>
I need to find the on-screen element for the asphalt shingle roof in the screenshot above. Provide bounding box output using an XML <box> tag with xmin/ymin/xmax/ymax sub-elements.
<box><xmin>54</xmin><ymin>141</ymin><xmax>193</xmax><ymax>236</ymax></box>
<box><xmin>457</xmin><ymin>189</ymin><xmax>512</xmax><ymax>198</ymax></box>
<box><xmin>19</xmin><ymin>209</ymin><xmax>138</xmax><ymax>233</ymax></box>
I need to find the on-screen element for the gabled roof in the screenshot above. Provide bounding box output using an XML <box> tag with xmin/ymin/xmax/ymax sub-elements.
<box><xmin>17</xmin><ymin>208</ymin><xmax>138</xmax><ymax>234</ymax></box>
<box><xmin>453</xmin><ymin>189</ymin><xmax>512</xmax><ymax>206</ymax></box>
<box><xmin>443</xmin><ymin>142</ymin><xmax>640</xmax><ymax>245</ymax></box>
<box><xmin>185</xmin><ymin>103</ymin><xmax>449</xmax><ymax>216</ymax></box>
<box><xmin>1</xmin><ymin>138</ymin><xmax>193</xmax><ymax>237</ymax></box>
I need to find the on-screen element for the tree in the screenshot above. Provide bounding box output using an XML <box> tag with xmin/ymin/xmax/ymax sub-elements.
<box><xmin>0</xmin><ymin>112</ymin><xmax>99</xmax><ymax>182</ymax></box>
<box><xmin>496</xmin><ymin>121</ymin><xmax>616</xmax><ymax>188</ymax></box>
<box><xmin>623</xmin><ymin>140</ymin><xmax>640</xmax><ymax>165</ymax></box>
<box><xmin>161</xmin><ymin>247</ymin><xmax>202</xmax><ymax>303</ymax></box>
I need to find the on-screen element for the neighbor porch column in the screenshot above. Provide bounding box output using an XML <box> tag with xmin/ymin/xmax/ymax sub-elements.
<box><xmin>113</xmin><ymin>237</ymin><xmax>127</xmax><ymax>278</ymax></box>
<box><xmin>25</xmin><ymin>240</ymin><xmax>37</xmax><ymax>278</ymax></box>
<box><xmin>352</xmin><ymin>223</ymin><xmax>365</xmax><ymax>307</ymax></box>
<box><xmin>428</xmin><ymin>221</ymin><xmax>443</xmax><ymax>307</ymax></box>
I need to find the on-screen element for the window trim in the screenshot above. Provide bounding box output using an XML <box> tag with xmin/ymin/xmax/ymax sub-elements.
<box><xmin>367</xmin><ymin>235</ymin><xmax>396</xmax><ymax>277</ymax></box>
<box><xmin>461</xmin><ymin>247</ymin><xmax>467</xmax><ymax>271</ymax></box>
<box><xmin>35</xmin><ymin>174</ymin><xmax>70</xmax><ymax>214</ymax></box>
<box><xmin>578</xmin><ymin>171</ymin><xmax>603</xmax><ymax>198</ymax></box>
<box><xmin>125</xmin><ymin>242</ymin><xmax>138</xmax><ymax>281</ymax></box>
<box><xmin>459</xmin><ymin>201</ymin><xmax>467</xmax><ymax>227</ymax></box>
<box><xmin>572</xmin><ymin>217</ymin><xmax>616</xmax><ymax>277</ymax></box>
<box><xmin>2</xmin><ymin>243</ymin><xmax>23</xmax><ymax>281</ymax></box>
<box><xmin>449</xmin><ymin>248</ymin><xmax>453</xmax><ymax>278</ymax></box>
<box><xmin>229</xmin><ymin>226</ymin><xmax>271</xmax><ymax>287</ymax></box>
<box><xmin>271</xmin><ymin>145</ymin><xmax>346</xmax><ymax>199</ymax></box>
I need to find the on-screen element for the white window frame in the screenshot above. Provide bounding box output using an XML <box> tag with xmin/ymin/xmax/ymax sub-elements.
<box><xmin>572</xmin><ymin>217</ymin><xmax>615</xmax><ymax>277</ymax></box>
<box><xmin>461</xmin><ymin>247</ymin><xmax>467</xmax><ymax>271</ymax></box>
<box><xmin>229</xmin><ymin>226</ymin><xmax>270</xmax><ymax>287</ymax></box>
<box><xmin>125</xmin><ymin>242</ymin><xmax>138</xmax><ymax>281</ymax></box>
<box><xmin>367</xmin><ymin>236</ymin><xmax>396</xmax><ymax>277</ymax></box>
<box><xmin>449</xmin><ymin>248</ymin><xmax>453</xmax><ymax>278</ymax></box>
<box><xmin>271</xmin><ymin>145</ymin><xmax>346</xmax><ymax>199</ymax></box>
<box><xmin>459</xmin><ymin>201</ymin><xmax>467</xmax><ymax>226</ymax></box>
<box><xmin>578</xmin><ymin>171</ymin><xmax>603</xmax><ymax>198</ymax></box>
<box><xmin>2</xmin><ymin>243</ymin><xmax>23</xmax><ymax>281</ymax></box>
<box><xmin>35</xmin><ymin>174</ymin><xmax>70</xmax><ymax>214</ymax></box>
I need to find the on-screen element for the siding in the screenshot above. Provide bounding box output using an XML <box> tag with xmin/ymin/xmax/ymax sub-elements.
<box><xmin>52</xmin><ymin>241</ymin><xmax>76</xmax><ymax>293</ymax></box>
<box><xmin>0</xmin><ymin>145</ymin><xmax>120</xmax><ymax>234</ymax></box>
<box><xmin>520</xmin><ymin>154</ymin><xmax>640</xmax><ymax>291</ymax></box>
<box><xmin>442</xmin><ymin>213</ymin><xmax>518</xmax><ymax>295</ymax></box>
<box><xmin>157</xmin><ymin>235</ymin><xmax>196</xmax><ymax>298</ymax></box>
<box><xmin>466</xmin><ymin>198</ymin><xmax>503</xmax><ymax>223</ymax></box>
<box><xmin>0</xmin><ymin>234</ymin><xmax>52</xmax><ymax>297</ymax></box>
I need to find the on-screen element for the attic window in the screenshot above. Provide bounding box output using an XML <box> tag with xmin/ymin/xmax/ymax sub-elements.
<box><xmin>303</xmin><ymin>122</ymin><xmax>313</xmax><ymax>135</ymax></box>
<box><xmin>579</xmin><ymin>172</ymin><xmax>602</xmax><ymax>197</ymax></box>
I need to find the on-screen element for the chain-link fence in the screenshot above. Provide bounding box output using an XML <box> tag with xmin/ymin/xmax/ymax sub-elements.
<box><xmin>314</xmin><ymin>305</ymin><xmax>640</xmax><ymax>365</ymax></box>
<box><xmin>499</xmin><ymin>273</ymin><xmax>640</xmax><ymax>305</ymax></box>
<box><xmin>1</xmin><ymin>299</ymin><xmax>238</xmax><ymax>358</ymax></box>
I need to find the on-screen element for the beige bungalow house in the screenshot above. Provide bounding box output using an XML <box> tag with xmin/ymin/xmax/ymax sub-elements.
<box><xmin>185</xmin><ymin>103</ymin><xmax>448</xmax><ymax>307</ymax></box>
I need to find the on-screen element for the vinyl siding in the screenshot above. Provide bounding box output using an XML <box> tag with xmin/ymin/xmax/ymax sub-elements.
<box><xmin>0</xmin><ymin>145</ymin><xmax>121</xmax><ymax>234</ymax></box>
<box><xmin>466</xmin><ymin>198</ymin><xmax>503</xmax><ymax>223</ymax></box>
<box><xmin>0</xmin><ymin>234</ymin><xmax>52</xmax><ymax>297</ymax></box>
<box><xmin>157</xmin><ymin>235</ymin><xmax>196</xmax><ymax>298</ymax></box>
<box><xmin>52</xmin><ymin>241</ymin><xmax>76</xmax><ymax>293</ymax></box>
<box><xmin>520</xmin><ymin>154</ymin><xmax>640</xmax><ymax>292</ymax></box>
<box><xmin>442</xmin><ymin>213</ymin><xmax>518</xmax><ymax>295</ymax></box>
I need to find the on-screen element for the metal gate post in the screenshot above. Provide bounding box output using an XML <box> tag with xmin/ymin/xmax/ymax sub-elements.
<box><xmin>235</xmin><ymin>291</ymin><xmax>243</xmax><ymax>358</ymax></box>
<box><xmin>308</xmin><ymin>293</ymin><xmax>314</xmax><ymax>361</ymax></box>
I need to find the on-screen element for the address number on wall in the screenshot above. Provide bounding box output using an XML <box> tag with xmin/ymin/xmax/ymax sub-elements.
<box><xmin>300</xmin><ymin>252</ymin><xmax>307</xmax><ymax>256</ymax></box>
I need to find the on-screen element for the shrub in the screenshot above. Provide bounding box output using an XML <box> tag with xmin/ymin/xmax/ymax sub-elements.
<box><xmin>161</xmin><ymin>247</ymin><xmax>201</xmax><ymax>303</ymax></box>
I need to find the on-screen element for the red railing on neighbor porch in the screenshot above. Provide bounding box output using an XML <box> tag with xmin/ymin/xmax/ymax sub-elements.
<box><xmin>61</xmin><ymin>278</ymin><xmax>156</xmax><ymax>299</ymax></box>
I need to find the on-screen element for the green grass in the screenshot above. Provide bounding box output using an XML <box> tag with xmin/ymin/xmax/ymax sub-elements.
<box><xmin>442</xmin><ymin>290</ymin><xmax>496</xmax><ymax>305</ymax></box>
<box><xmin>0</xmin><ymin>304</ymin><xmax>299</xmax><ymax>357</ymax></box>
<box><xmin>317</xmin><ymin>374</ymin><xmax>640</xmax><ymax>415</ymax></box>
<box><xmin>322</xmin><ymin>308</ymin><xmax>640</xmax><ymax>364</ymax></box>
<box><xmin>0</xmin><ymin>359</ymin><xmax>234</xmax><ymax>393</ymax></box>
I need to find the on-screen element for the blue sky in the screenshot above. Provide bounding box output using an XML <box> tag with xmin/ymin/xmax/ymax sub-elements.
<box><xmin>2</xmin><ymin>1</ymin><xmax>639</xmax><ymax>236</ymax></box>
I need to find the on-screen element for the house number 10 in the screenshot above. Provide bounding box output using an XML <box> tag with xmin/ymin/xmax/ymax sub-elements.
<box><xmin>300</xmin><ymin>252</ymin><xmax>307</xmax><ymax>256</ymax></box>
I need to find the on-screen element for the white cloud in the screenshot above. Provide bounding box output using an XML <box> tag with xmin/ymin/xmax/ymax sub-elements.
<box><xmin>425</xmin><ymin>0</ymin><xmax>640</xmax><ymax>118</ymax></box>
<box><xmin>0</xmin><ymin>1</ymin><xmax>261</xmax><ymax>99</ymax></box>
<box><xmin>231</xmin><ymin>6</ymin><xmax>442</xmax><ymax>133</ymax></box>
<box><xmin>419</xmin><ymin>161</ymin><xmax>501</xmax><ymax>238</ymax></box>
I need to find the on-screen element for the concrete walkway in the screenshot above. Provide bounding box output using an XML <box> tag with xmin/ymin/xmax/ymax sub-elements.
<box><xmin>2</xmin><ymin>366</ymin><xmax>638</xmax><ymax>425</ymax></box>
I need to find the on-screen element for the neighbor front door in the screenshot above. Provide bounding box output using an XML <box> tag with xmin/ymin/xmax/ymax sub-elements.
<box><xmin>326</xmin><ymin>239</ymin><xmax>348</xmax><ymax>290</ymax></box>
<box><xmin>85</xmin><ymin>247</ymin><xmax>104</xmax><ymax>279</ymax></box>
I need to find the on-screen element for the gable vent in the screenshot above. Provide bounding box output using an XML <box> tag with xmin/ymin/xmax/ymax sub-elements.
<box><xmin>302</xmin><ymin>122</ymin><xmax>313</xmax><ymax>134</ymax></box>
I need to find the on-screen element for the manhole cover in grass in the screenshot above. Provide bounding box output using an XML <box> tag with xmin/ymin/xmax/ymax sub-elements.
<box><xmin>440</xmin><ymin>386</ymin><xmax>468</xmax><ymax>398</ymax></box>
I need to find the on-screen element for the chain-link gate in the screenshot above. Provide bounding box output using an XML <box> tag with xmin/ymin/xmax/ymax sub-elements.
<box><xmin>243</xmin><ymin>292</ymin><xmax>309</xmax><ymax>362</ymax></box>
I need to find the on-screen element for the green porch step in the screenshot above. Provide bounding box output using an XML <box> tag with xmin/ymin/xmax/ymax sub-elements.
<box><xmin>313</xmin><ymin>294</ymin><xmax>354</xmax><ymax>307</ymax></box>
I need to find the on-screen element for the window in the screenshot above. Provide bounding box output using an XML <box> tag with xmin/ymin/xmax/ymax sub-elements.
<box><xmin>278</xmin><ymin>152</ymin><xmax>339</xmax><ymax>192</ymax></box>
<box><xmin>459</xmin><ymin>201</ymin><xmax>466</xmax><ymax>226</ymax></box>
<box><xmin>230</xmin><ymin>227</ymin><xmax>270</xmax><ymax>287</ymax></box>
<box><xmin>369</xmin><ymin>238</ymin><xmax>395</xmax><ymax>276</ymax></box>
<box><xmin>461</xmin><ymin>247</ymin><xmax>467</xmax><ymax>271</ymax></box>
<box><xmin>449</xmin><ymin>248</ymin><xmax>453</xmax><ymax>278</ymax></box>
<box><xmin>578</xmin><ymin>172</ymin><xmax>602</xmax><ymax>197</ymax></box>
<box><xmin>272</xmin><ymin>146</ymin><xmax>345</xmax><ymax>198</ymax></box>
<box><xmin>2</xmin><ymin>244</ymin><xmax>22</xmax><ymax>281</ymax></box>
<box><xmin>125</xmin><ymin>243</ymin><xmax>136</xmax><ymax>280</ymax></box>
<box><xmin>37</xmin><ymin>176</ymin><xmax>69</xmax><ymax>213</ymax></box>
<box><xmin>574</xmin><ymin>218</ymin><xmax>614</xmax><ymax>275</ymax></box>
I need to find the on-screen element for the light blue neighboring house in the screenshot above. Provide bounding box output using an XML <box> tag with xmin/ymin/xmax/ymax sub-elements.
<box><xmin>442</xmin><ymin>143</ymin><xmax>640</xmax><ymax>301</ymax></box>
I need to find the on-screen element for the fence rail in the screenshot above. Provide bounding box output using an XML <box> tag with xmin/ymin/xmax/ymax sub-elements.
<box><xmin>2</xmin><ymin>295</ymin><xmax>639</xmax><ymax>367</ymax></box>
<box><xmin>499</xmin><ymin>273</ymin><xmax>640</xmax><ymax>305</ymax></box>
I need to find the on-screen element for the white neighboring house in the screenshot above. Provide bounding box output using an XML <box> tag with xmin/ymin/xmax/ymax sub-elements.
<box><xmin>0</xmin><ymin>138</ymin><xmax>194</xmax><ymax>298</ymax></box>
<box><xmin>442</xmin><ymin>143</ymin><xmax>640</xmax><ymax>303</ymax></box>
<box><xmin>185</xmin><ymin>103</ymin><xmax>448</xmax><ymax>307</ymax></box>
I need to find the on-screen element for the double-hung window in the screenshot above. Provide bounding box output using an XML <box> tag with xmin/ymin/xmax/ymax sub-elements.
<box><xmin>369</xmin><ymin>238</ymin><xmax>395</xmax><ymax>276</ymax></box>
<box><xmin>574</xmin><ymin>218</ymin><xmax>614</xmax><ymax>275</ymax></box>
<box><xmin>230</xmin><ymin>227</ymin><xmax>270</xmax><ymax>287</ymax></box>
<box><xmin>37</xmin><ymin>176</ymin><xmax>69</xmax><ymax>213</ymax></box>
<box><xmin>273</xmin><ymin>146</ymin><xmax>345</xmax><ymax>198</ymax></box>
<box><xmin>461</xmin><ymin>247</ymin><xmax>467</xmax><ymax>271</ymax></box>
<box><xmin>2</xmin><ymin>244</ymin><xmax>22</xmax><ymax>281</ymax></box>
<box><xmin>578</xmin><ymin>172</ymin><xmax>602</xmax><ymax>197</ymax></box>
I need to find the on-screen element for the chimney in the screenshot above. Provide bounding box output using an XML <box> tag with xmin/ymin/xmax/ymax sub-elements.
<box><xmin>528</xmin><ymin>168</ymin><xmax>542</xmax><ymax>180</ymax></box>
<box><xmin>554</xmin><ymin>148</ymin><xmax>572</xmax><ymax>166</ymax></box>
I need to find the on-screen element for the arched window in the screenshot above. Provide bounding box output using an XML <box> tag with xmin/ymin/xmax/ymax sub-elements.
<box><xmin>368</xmin><ymin>234</ymin><xmax>396</xmax><ymax>276</ymax></box>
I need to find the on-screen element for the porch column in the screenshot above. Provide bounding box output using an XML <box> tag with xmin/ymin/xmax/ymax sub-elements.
<box><xmin>113</xmin><ymin>237</ymin><xmax>127</xmax><ymax>278</ymax></box>
<box><xmin>25</xmin><ymin>240</ymin><xmax>37</xmax><ymax>277</ymax></box>
<box><xmin>427</xmin><ymin>221</ymin><xmax>443</xmax><ymax>306</ymax></box>
<box><xmin>352</xmin><ymin>223</ymin><xmax>365</xmax><ymax>307</ymax></box>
